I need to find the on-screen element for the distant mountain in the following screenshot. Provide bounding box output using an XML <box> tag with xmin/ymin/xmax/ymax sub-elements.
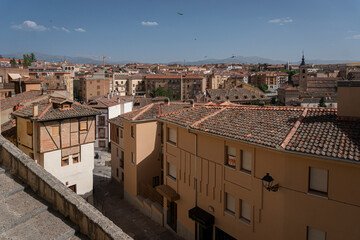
<box><xmin>2</xmin><ymin>52</ymin><xmax>131</xmax><ymax>65</ymax></box>
<box><xmin>178</xmin><ymin>56</ymin><xmax>286</xmax><ymax>65</ymax></box>
<box><xmin>3</xmin><ymin>52</ymin><xmax>359</xmax><ymax>65</ymax></box>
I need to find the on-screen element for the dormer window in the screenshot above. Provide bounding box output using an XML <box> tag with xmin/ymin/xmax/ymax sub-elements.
<box><xmin>63</xmin><ymin>104</ymin><xmax>71</xmax><ymax>109</ymax></box>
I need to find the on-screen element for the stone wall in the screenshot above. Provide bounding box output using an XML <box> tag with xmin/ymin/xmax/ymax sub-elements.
<box><xmin>0</xmin><ymin>135</ymin><xmax>131</xmax><ymax>240</ymax></box>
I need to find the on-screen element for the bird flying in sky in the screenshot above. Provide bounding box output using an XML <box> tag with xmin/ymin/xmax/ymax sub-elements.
<box><xmin>177</xmin><ymin>12</ymin><xmax>183</xmax><ymax>15</ymax></box>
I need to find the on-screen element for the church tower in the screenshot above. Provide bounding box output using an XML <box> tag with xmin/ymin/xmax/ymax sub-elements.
<box><xmin>299</xmin><ymin>53</ymin><xmax>308</xmax><ymax>92</ymax></box>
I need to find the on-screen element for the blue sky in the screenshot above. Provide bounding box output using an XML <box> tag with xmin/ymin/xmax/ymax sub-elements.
<box><xmin>1</xmin><ymin>0</ymin><xmax>360</xmax><ymax>63</ymax></box>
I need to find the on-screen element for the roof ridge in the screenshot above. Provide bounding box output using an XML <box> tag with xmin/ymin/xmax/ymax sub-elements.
<box><xmin>280</xmin><ymin>108</ymin><xmax>308</xmax><ymax>149</ymax></box>
<box><xmin>131</xmin><ymin>103</ymin><xmax>154</xmax><ymax>121</ymax></box>
<box><xmin>157</xmin><ymin>105</ymin><xmax>196</xmax><ymax>118</ymax></box>
<box><xmin>191</xmin><ymin>106</ymin><xmax>227</xmax><ymax>128</ymax></box>
<box><xmin>37</xmin><ymin>103</ymin><xmax>53</xmax><ymax>120</ymax></box>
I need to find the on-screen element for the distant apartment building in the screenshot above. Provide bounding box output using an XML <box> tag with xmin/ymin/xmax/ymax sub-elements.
<box><xmin>29</xmin><ymin>66</ymin><xmax>73</xmax><ymax>99</ymax></box>
<box><xmin>79</xmin><ymin>72</ymin><xmax>110</xmax><ymax>103</ymax></box>
<box><xmin>144</xmin><ymin>75</ymin><xmax>206</xmax><ymax>100</ymax></box>
<box><xmin>223</xmin><ymin>74</ymin><xmax>249</xmax><ymax>88</ymax></box>
<box><xmin>0</xmin><ymin>67</ymin><xmax>30</xmax><ymax>99</ymax></box>
<box><xmin>250</xmin><ymin>71</ymin><xmax>288</xmax><ymax>91</ymax></box>
<box><xmin>112</xmin><ymin>74</ymin><xmax>146</xmax><ymax>96</ymax></box>
<box><xmin>87</xmin><ymin>95</ymin><xmax>133</xmax><ymax>150</ymax></box>
<box><xmin>12</xmin><ymin>94</ymin><xmax>100</xmax><ymax>198</ymax></box>
<box><xmin>206</xmin><ymin>73</ymin><xmax>228</xmax><ymax>89</ymax></box>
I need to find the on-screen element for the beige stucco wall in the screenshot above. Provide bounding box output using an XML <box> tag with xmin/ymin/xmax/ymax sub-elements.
<box><xmin>337</xmin><ymin>86</ymin><xmax>360</xmax><ymax>117</ymax></box>
<box><xmin>161</xmin><ymin>121</ymin><xmax>360</xmax><ymax>240</ymax></box>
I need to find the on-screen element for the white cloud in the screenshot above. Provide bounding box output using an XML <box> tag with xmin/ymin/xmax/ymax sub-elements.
<box><xmin>12</xmin><ymin>20</ymin><xmax>48</xmax><ymax>31</ymax></box>
<box><xmin>53</xmin><ymin>26</ymin><xmax>70</xmax><ymax>32</ymax></box>
<box><xmin>347</xmin><ymin>34</ymin><xmax>360</xmax><ymax>40</ymax></box>
<box><xmin>141</xmin><ymin>21</ymin><xmax>159</xmax><ymax>26</ymax></box>
<box><xmin>268</xmin><ymin>17</ymin><xmax>293</xmax><ymax>25</ymax></box>
<box><xmin>75</xmin><ymin>28</ymin><xmax>86</xmax><ymax>32</ymax></box>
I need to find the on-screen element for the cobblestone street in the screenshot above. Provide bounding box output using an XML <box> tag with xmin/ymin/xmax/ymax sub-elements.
<box><xmin>92</xmin><ymin>150</ymin><xmax>182</xmax><ymax>240</ymax></box>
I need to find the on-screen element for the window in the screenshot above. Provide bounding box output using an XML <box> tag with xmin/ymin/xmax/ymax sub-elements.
<box><xmin>225</xmin><ymin>192</ymin><xmax>235</xmax><ymax>215</ymax></box>
<box><xmin>309</xmin><ymin>167</ymin><xmax>328</xmax><ymax>195</ymax></box>
<box><xmin>52</xmin><ymin>126</ymin><xmax>59</xmax><ymax>137</ymax></box>
<box><xmin>241</xmin><ymin>150</ymin><xmax>252</xmax><ymax>174</ymax></box>
<box><xmin>307</xmin><ymin>227</ymin><xmax>326</xmax><ymax>240</ymax></box>
<box><xmin>99</xmin><ymin>116</ymin><xmax>105</xmax><ymax>126</ymax></box>
<box><xmin>131</xmin><ymin>152</ymin><xmax>135</xmax><ymax>164</ymax></box>
<box><xmin>167</xmin><ymin>162</ymin><xmax>176</xmax><ymax>181</ymax></box>
<box><xmin>167</xmin><ymin>127</ymin><xmax>177</xmax><ymax>144</ymax></box>
<box><xmin>99</xmin><ymin>140</ymin><xmax>106</xmax><ymax>148</ymax></box>
<box><xmin>27</xmin><ymin>121</ymin><xmax>33</xmax><ymax>136</ymax></box>
<box><xmin>99</xmin><ymin>128</ymin><xmax>105</xmax><ymax>138</ymax></box>
<box><xmin>131</xmin><ymin>126</ymin><xmax>134</xmax><ymax>138</ymax></box>
<box><xmin>226</xmin><ymin>146</ymin><xmax>236</xmax><ymax>168</ymax></box>
<box><xmin>73</xmin><ymin>154</ymin><xmax>79</xmax><ymax>164</ymax></box>
<box><xmin>116</xmin><ymin>168</ymin><xmax>119</xmax><ymax>177</ymax></box>
<box><xmin>61</xmin><ymin>156</ymin><xmax>69</xmax><ymax>166</ymax></box>
<box><xmin>120</xmin><ymin>151</ymin><xmax>124</xmax><ymax>168</ymax></box>
<box><xmin>80</xmin><ymin>121</ymin><xmax>87</xmax><ymax>131</ymax></box>
<box><xmin>239</xmin><ymin>200</ymin><xmax>251</xmax><ymax>224</ymax></box>
<box><xmin>120</xmin><ymin>129</ymin><xmax>123</xmax><ymax>138</ymax></box>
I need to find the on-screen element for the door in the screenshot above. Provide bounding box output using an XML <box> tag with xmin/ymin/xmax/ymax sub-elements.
<box><xmin>197</xmin><ymin>223</ymin><xmax>213</xmax><ymax>240</ymax></box>
<box><xmin>167</xmin><ymin>200</ymin><xmax>177</xmax><ymax>232</ymax></box>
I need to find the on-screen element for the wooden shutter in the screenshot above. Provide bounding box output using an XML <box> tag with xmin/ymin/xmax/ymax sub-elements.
<box><xmin>241</xmin><ymin>150</ymin><xmax>252</xmax><ymax>172</ymax></box>
<box><xmin>168</xmin><ymin>128</ymin><xmax>177</xmax><ymax>144</ymax></box>
<box><xmin>309</xmin><ymin>167</ymin><xmax>328</xmax><ymax>193</ymax></box>
<box><xmin>27</xmin><ymin>121</ymin><xmax>33</xmax><ymax>135</ymax></box>
<box><xmin>80</xmin><ymin>121</ymin><xmax>87</xmax><ymax>131</ymax></box>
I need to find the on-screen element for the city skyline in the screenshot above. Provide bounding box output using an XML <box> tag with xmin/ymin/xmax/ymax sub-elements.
<box><xmin>1</xmin><ymin>0</ymin><xmax>360</xmax><ymax>63</ymax></box>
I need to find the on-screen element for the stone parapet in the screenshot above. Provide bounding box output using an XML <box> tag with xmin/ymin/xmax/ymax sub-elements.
<box><xmin>0</xmin><ymin>135</ymin><xmax>131</xmax><ymax>240</ymax></box>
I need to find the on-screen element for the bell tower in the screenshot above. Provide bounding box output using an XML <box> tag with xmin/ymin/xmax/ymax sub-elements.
<box><xmin>299</xmin><ymin>53</ymin><xmax>308</xmax><ymax>92</ymax></box>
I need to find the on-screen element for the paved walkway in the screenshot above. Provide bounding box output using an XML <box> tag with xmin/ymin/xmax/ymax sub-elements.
<box><xmin>92</xmin><ymin>150</ymin><xmax>183</xmax><ymax>240</ymax></box>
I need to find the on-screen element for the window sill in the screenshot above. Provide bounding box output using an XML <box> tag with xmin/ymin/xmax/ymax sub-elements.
<box><xmin>224</xmin><ymin>165</ymin><xmax>236</xmax><ymax>170</ymax></box>
<box><xmin>239</xmin><ymin>217</ymin><xmax>251</xmax><ymax>226</ymax></box>
<box><xmin>224</xmin><ymin>210</ymin><xmax>235</xmax><ymax>218</ymax></box>
<box><xmin>167</xmin><ymin>141</ymin><xmax>177</xmax><ymax>147</ymax></box>
<box><xmin>167</xmin><ymin>175</ymin><xmax>176</xmax><ymax>183</ymax></box>
<box><xmin>240</xmin><ymin>169</ymin><xmax>251</xmax><ymax>176</ymax></box>
<box><xmin>307</xmin><ymin>191</ymin><xmax>328</xmax><ymax>199</ymax></box>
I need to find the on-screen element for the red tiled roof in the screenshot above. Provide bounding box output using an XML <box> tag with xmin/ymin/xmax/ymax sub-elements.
<box><xmin>0</xmin><ymin>91</ymin><xmax>43</xmax><ymax>111</ymax></box>
<box><xmin>12</xmin><ymin>96</ymin><xmax>101</xmax><ymax>121</ymax></box>
<box><xmin>157</xmin><ymin>106</ymin><xmax>360</xmax><ymax>162</ymax></box>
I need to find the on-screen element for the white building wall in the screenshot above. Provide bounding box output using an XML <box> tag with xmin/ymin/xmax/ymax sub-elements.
<box><xmin>43</xmin><ymin>142</ymin><xmax>94</xmax><ymax>196</ymax></box>
<box><xmin>122</xmin><ymin>101</ymin><xmax>133</xmax><ymax>114</ymax></box>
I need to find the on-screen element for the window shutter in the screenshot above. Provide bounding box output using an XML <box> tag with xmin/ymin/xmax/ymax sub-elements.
<box><xmin>80</xmin><ymin>121</ymin><xmax>87</xmax><ymax>131</ymax></box>
<box><xmin>310</xmin><ymin>167</ymin><xmax>328</xmax><ymax>193</ymax></box>
<box><xmin>52</xmin><ymin>126</ymin><xmax>59</xmax><ymax>137</ymax></box>
<box><xmin>241</xmin><ymin>200</ymin><xmax>251</xmax><ymax>221</ymax></box>
<box><xmin>307</xmin><ymin>227</ymin><xmax>326</xmax><ymax>240</ymax></box>
<box><xmin>226</xmin><ymin>193</ymin><xmax>235</xmax><ymax>213</ymax></box>
<box><xmin>27</xmin><ymin>121</ymin><xmax>33</xmax><ymax>135</ymax></box>
<box><xmin>168</xmin><ymin>128</ymin><xmax>177</xmax><ymax>143</ymax></box>
<box><xmin>241</xmin><ymin>151</ymin><xmax>252</xmax><ymax>172</ymax></box>
<box><xmin>168</xmin><ymin>163</ymin><xmax>177</xmax><ymax>179</ymax></box>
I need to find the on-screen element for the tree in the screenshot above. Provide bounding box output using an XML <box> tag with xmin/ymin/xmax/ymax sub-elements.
<box><xmin>30</xmin><ymin>53</ymin><xmax>36</xmax><ymax>62</ymax></box>
<box><xmin>22</xmin><ymin>54</ymin><xmax>34</xmax><ymax>67</ymax></box>
<box><xmin>151</xmin><ymin>86</ymin><xmax>173</xmax><ymax>100</ymax></box>
<box><xmin>10</xmin><ymin>57</ymin><xmax>17</xmax><ymax>67</ymax></box>
<box><xmin>0</xmin><ymin>54</ymin><xmax>3</xmax><ymax>59</ymax></box>
<box><xmin>18</xmin><ymin>59</ymin><xmax>22</xmax><ymax>65</ymax></box>
<box><xmin>319</xmin><ymin>97</ymin><xmax>326</xmax><ymax>107</ymax></box>
<box><xmin>258</xmin><ymin>83</ymin><xmax>268</xmax><ymax>92</ymax></box>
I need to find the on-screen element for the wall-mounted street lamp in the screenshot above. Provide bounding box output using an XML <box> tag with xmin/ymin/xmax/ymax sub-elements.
<box><xmin>262</xmin><ymin>173</ymin><xmax>279</xmax><ymax>192</ymax></box>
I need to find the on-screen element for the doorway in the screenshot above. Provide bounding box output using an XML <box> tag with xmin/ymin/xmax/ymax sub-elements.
<box><xmin>167</xmin><ymin>200</ymin><xmax>177</xmax><ymax>232</ymax></box>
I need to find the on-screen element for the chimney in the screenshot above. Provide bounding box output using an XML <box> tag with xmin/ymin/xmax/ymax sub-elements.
<box><xmin>107</xmin><ymin>93</ymin><xmax>110</xmax><ymax>99</ymax></box>
<box><xmin>337</xmin><ymin>80</ymin><xmax>360</xmax><ymax>118</ymax></box>
<box><xmin>117</xmin><ymin>98</ymin><xmax>120</xmax><ymax>104</ymax></box>
<box><xmin>189</xmin><ymin>99</ymin><xmax>195</xmax><ymax>108</ymax></box>
<box><xmin>33</xmin><ymin>103</ymin><xmax>39</xmax><ymax>117</ymax></box>
<box><xmin>159</xmin><ymin>103</ymin><xmax>163</xmax><ymax>114</ymax></box>
<box><xmin>164</xmin><ymin>98</ymin><xmax>170</xmax><ymax>105</ymax></box>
